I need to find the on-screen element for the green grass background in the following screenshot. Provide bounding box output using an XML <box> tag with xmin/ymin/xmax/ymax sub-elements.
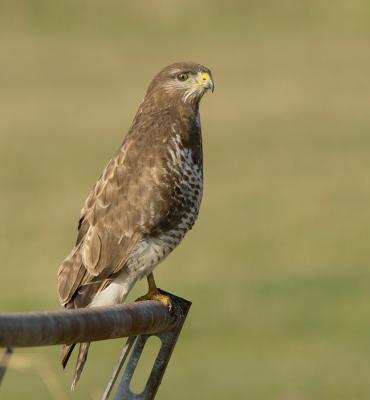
<box><xmin>1</xmin><ymin>1</ymin><xmax>370</xmax><ymax>399</ymax></box>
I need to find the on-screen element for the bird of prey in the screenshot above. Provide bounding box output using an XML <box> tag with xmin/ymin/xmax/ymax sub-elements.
<box><xmin>57</xmin><ymin>61</ymin><xmax>214</xmax><ymax>389</ymax></box>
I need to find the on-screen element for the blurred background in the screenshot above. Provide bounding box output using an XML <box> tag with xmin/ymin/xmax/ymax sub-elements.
<box><xmin>1</xmin><ymin>1</ymin><xmax>370</xmax><ymax>399</ymax></box>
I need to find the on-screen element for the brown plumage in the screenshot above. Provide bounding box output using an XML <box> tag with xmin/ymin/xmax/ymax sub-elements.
<box><xmin>57</xmin><ymin>61</ymin><xmax>214</xmax><ymax>389</ymax></box>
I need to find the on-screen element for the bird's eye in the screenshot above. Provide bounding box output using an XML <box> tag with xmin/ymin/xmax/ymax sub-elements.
<box><xmin>177</xmin><ymin>73</ymin><xmax>188</xmax><ymax>82</ymax></box>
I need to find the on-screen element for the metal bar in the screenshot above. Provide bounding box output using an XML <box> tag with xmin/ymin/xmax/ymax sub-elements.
<box><xmin>0</xmin><ymin>301</ymin><xmax>177</xmax><ymax>348</ymax></box>
<box><xmin>111</xmin><ymin>291</ymin><xmax>191</xmax><ymax>400</ymax></box>
<box><xmin>102</xmin><ymin>336</ymin><xmax>137</xmax><ymax>400</ymax></box>
<box><xmin>0</xmin><ymin>348</ymin><xmax>13</xmax><ymax>386</ymax></box>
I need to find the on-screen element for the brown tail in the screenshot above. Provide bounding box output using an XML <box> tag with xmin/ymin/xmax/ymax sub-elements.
<box><xmin>60</xmin><ymin>343</ymin><xmax>75</xmax><ymax>369</ymax></box>
<box><xmin>71</xmin><ymin>342</ymin><xmax>90</xmax><ymax>390</ymax></box>
<box><xmin>59</xmin><ymin>281</ymin><xmax>111</xmax><ymax>389</ymax></box>
<box><xmin>60</xmin><ymin>342</ymin><xmax>91</xmax><ymax>390</ymax></box>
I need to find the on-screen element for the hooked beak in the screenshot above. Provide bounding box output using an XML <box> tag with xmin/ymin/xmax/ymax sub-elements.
<box><xmin>187</xmin><ymin>73</ymin><xmax>214</xmax><ymax>93</ymax></box>
<box><xmin>202</xmin><ymin>75</ymin><xmax>214</xmax><ymax>92</ymax></box>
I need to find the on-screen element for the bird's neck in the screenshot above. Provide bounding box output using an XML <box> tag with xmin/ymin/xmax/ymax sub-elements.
<box><xmin>169</xmin><ymin>103</ymin><xmax>201</xmax><ymax>141</ymax></box>
<box><xmin>127</xmin><ymin>96</ymin><xmax>202</xmax><ymax>156</ymax></box>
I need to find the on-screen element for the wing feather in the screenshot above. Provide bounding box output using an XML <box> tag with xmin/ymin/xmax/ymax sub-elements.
<box><xmin>57</xmin><ymin>129</ymin><xmax>176</xmax><ymax>308</ymax></box>
<box><xmin>57</xmin><ymin>244</ymin><xmax>85</xmax><ymax>306</ymax></box>
<box><xmin>82</xmin><ymin>228</ymin><xmax>102</xmax><ymax>273</ymax></box>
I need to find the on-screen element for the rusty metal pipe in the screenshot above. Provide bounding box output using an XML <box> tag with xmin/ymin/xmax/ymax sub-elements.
<box><xmin>0</xmin><ymin>301</ymin><xmax>177</xmax><ymax>348</ymax></box>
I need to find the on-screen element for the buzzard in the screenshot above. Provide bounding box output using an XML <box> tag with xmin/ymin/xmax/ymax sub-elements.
<box><xmin>57</xmin><ymin>61</ymin><xmax>214</xmax><ymax>388</ymax></box>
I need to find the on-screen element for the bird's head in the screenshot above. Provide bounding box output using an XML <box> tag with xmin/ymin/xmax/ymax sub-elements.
<box><xmin>146</xmin><ymin>61</ymin><xmax>214</xmax><ymax>107</ymax></box>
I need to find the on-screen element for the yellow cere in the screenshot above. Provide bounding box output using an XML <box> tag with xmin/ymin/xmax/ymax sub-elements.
<box><xmin>187</xmin><ymin>73</ymin><xmax>210</xmax><ymax>88</ymax></box>
<box><xmin>202</xmin><ymin>73</ymin><xmax>210</xmax><ymax>81</ymax></box>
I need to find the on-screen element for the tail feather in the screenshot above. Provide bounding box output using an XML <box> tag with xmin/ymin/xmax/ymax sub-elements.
<box><xmin>60</xmin><ymin>280</ymin><xmax>114</xmax><ymax>389</ymax></box>
<box><xmin>60</xmin><ymin>343</ymin><xmax>75</xmax><ymax>369</ymax></box>
<box><xmin>71</xmin><ymin>342</ymin><xmax>90</xmax><ymax>390</ymax></box>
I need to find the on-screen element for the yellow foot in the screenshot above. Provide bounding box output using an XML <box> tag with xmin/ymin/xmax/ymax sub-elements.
<box><xmin>137</xmin><ymin>273</ymin><xmax>177</xmax><ymax>315</ymax></box>
<box><xmin>136</xmin><ymin>290</ymin><xmax>175</xmax><ymax>315</ymax></box>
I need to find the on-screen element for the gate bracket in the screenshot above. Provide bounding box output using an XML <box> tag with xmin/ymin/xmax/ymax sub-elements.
<box><xmin>102</xmin><ymin>291</ymin><xmax>192</xmax><ymax>400</ymax></box>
